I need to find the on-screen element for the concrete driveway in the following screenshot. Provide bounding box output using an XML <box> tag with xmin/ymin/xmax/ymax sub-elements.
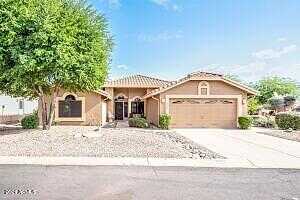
<box><xmin>176</xmin><ymin>128</ymin><xmax>300</xmax><ymax>168</ymax></box>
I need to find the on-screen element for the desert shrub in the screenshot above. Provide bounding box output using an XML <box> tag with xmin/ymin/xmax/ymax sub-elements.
<box><xmin>252</xmin><ymin>115</ymin><xmax>276</xmax><ymax>128</ymax></box>
<box><xmin>21</xmin><ymin>112</ymin><xmax>39</xmax><ymax>129</ymax></box>
<box><xmin>128</xmin><ymin>117</ymin><xmax>149</xmax><ymax>128</ymax></box>
<box><xmin>159</xmin><ymin>114</ymin><xmax>171</xmax><ymax>130</ymax></box>
<box><xmin>128</xmin><ymin>118</ymin><xmax>135</xmax><ymax>127</ymax></box>
<box><xmin>238</xmin><ymin>116</ymin><xmax>253</xmax><ymax>129</ymax></box>
<box><xmin>275</xmin><ymin>113</ymin><xmax>300</xmax><ymax>130</ymax></box>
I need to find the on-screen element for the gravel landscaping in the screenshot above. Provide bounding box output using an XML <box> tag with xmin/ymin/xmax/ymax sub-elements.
<box><xmin>255</xmin><ymin>127</ymin><xmax>300</xmax><ymax>142</ymax></box>
<box><xmin>0</xmin><ymin>126</ymin><xmax>223</xmax><ymax>159</ymax></box>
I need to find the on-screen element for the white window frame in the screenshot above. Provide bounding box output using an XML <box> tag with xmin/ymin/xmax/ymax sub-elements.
<box><xmin>114</xmin><ymin>93</ymin><xmax>128</xmax><ymax>100</ymax></box>
<box><xmin>198</xmin><ymin>81</ymin><xmax>210</xmax><ymax>95</ymax></box>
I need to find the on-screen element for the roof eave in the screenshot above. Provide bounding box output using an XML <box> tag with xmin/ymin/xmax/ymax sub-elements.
<box><xmin>94</xmin><ymin>90</ymin><xmax>112</xmax><ymax>99</ymax></box>
<box><xmin>103</xmin><ymin>85</ymin><xmax>163</xmax><ymax>88</ymax></box>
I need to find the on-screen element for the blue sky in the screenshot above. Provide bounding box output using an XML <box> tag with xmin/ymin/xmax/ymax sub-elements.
<box><xmin>89</xmin><ymin>0</ymin><xmax>300</xmax><ymax>82</ymax></box>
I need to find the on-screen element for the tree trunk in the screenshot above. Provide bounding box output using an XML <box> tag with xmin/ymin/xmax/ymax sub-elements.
<box><xmin>39</xmin><ymin>95</ymin><xmax>47</xmax><ymax>130</ymax></box>
<box><xmin>47</xmin><ymin>88</ymin><xmax>59</xmax><ymax>130</ymax></box>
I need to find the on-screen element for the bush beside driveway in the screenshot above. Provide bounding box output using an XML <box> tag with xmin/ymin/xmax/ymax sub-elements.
<box><xmin>0</xmin><ymin>126</ymin><xmax>222</xmax><ymax>159</ymax></box>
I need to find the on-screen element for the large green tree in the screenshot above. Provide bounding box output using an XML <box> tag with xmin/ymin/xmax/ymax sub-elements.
<box><xmin>254</xmin><ymin>76</ymin><xmax>299</xmax><ymax>104</ymax></box>
<box><xmin>0</xmin><ymin>0</ymin><xmax>112</xmax><ymax>129</ymax></box>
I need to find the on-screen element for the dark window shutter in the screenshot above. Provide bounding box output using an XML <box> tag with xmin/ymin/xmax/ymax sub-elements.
<box><xmin>19</xmin><ymin>100</ymin><xmax>24</xmax><ymax>109</ymax></box>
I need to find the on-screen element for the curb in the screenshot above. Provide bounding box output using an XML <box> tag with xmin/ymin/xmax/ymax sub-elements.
<box><xmin>0</xmin><ymin>156</ymin><xmax>256</xmax><ymax>168</ymax></box>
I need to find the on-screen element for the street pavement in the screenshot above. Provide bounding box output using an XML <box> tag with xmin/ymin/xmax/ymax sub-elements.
<box><xmin>0</xmin><ymin>165</ymin><xmax>299</xmax><ymax>200</ymax></box>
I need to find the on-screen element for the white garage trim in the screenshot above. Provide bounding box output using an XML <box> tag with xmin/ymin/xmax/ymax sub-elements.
<box><xmin>165</xmin><ymin>95</ymin><xmax>243</xmax><ymax>126</ymax></box>
<box><xmin>101</xmin><ymin>101</ymin><xmax>107</xmax><ymax>126</ymax></box>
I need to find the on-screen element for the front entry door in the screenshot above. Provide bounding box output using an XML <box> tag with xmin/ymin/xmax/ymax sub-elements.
<box><xmin>124</xmin><ymin>102</ymin><xmax>128</xmax><ymax>118</ymax></box>
<box><xmin>115</xmin><ymin>102</ymin><xmax>124</xmax><ymax>120</ymax></box>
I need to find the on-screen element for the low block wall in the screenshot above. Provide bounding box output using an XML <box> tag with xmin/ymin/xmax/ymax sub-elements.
<box><xmin>0</xmin><ymin>115</ymin><xmax>24</xmax><ymax>124</ymax></box>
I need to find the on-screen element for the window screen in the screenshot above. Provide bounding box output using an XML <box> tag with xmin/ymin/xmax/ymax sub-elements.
<box><xmin>58</xmin><ymin>100</ymin><xmax>82</xmax><ymax>118</ymax></box>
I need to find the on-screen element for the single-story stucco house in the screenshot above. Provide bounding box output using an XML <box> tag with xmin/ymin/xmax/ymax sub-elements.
<box><xmin>38</xmin><ymin>71</ymin><xmax>257</xmax><ymax>128</ymax></box>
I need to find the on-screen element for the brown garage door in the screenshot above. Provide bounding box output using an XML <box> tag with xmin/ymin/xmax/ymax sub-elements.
<box><xmin>169</xmin><ymin>98</ymin><xmax>237</xmax><ymax>128</ymax></box>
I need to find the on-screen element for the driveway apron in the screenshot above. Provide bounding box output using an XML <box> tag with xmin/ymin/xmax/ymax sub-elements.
<box><xmin>176</xmin><ymin>128</ymin><xmax>300</xmax><ymax>168</ymax></box>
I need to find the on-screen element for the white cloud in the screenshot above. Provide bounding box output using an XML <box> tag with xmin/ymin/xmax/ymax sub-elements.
<box><xmin>198</xmin><ymin>62</ymin><xmax>266</xmax><ymax>76</ymax></box>
<box><xmin>116</xmin><ymin>64</ymin><xmax>128</xmax><ymax>70</ymax></box>
<box><xmin>102</xmin><ymin>0</ymin><xmax>181</xmax><ymax>11</ymax></box>
<box><xmin>198</xmin><ymin>60</ymin><xmax>300</xmax><ymax>82</ymax></box>
<box><xmin>277</xmin><ymin>37</ymin><xmax>288</xmax><ymax>42</ymax></box>
<box><xmin>138</xmin><ymin>31</ymin><xmax>183</xmax><ymax>42</ymax></box>
<box><xmin>252</xmin><ymin>44</ymin><xmax>297</xmax><ymax>60</ymax></box>
<box><xmin>149</xmin><ymin>0</ymin><xmax>181</xmax><ymax>11</ymax></box>
<box><xmin>197</xmin><ymin>61</ymin><xmax>271</xmax><ymax>82</ymax></box>
<box><xmin>101</xmin><ymin>0</ymin><xmax>121</xmax><ymax>9</ymax></box>
<box><xmin>196</xmin><ymin>41</ymin><xmax>300</xmax><ymax>82</ymax></box>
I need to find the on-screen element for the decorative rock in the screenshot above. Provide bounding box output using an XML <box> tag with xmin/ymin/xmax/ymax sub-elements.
<box><xmin>74</xmin><ymin>132</ymin><xmax>83</xmax><ymax>138</ymax></box>
<box><xmin>83</xmin><ymin>132</ymin><xmax>102</xmax><ymax>138</ymax></box>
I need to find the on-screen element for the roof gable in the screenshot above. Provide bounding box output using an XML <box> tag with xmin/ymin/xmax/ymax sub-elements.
<box><xmin>104</xmin><ymin>74</ymin><xmax>171</xmax><ymax>88</ymax></box>
<box><xmin>143</xmin><ymin>71</ymin><xmax>257</xmax><ymax>98</ymax></box>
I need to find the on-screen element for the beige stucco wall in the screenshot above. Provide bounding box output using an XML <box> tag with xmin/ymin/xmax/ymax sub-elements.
<box><xmin>38</xmin><ymin>90</ymin><xmax>105</xmax><ymax>126</ymax></box>
<box><xmin>112</xmin><ymin>88</ymin><xmax>147</xmax><ymax>100</ymax></box>
<box><xmin>159</xmin><ymin>80</ymin><xmax>248</xmax><ymax>115</ymax></box>
<box><xmin>146</xmin><ymin>96</ymin><xmax>159</xmax><ymax>125</ymax></box>
<box><xmin>128</xmin><ymin>88</ymin><xmax>147</xmax><ymax>99</ymax></box>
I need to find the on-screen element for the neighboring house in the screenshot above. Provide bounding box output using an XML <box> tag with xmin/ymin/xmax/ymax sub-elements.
<box><xmin>0</xmin><ymin>95</ymin><xmax>37</xmax><ymax>115</ymax></box>
<box><xmin>0</xmin><ymin>95</ymin><xmax>38</xmax><ymax>124</ymax></box>
<box><xmin>292</xmin><ymin>101</ymin><xmax>300</xmax><ymax>113</ymax></box>
<box><xmin>40</xmin><ymin>72</ymin><xmax>257</xmax><ymax>128</ymax></box>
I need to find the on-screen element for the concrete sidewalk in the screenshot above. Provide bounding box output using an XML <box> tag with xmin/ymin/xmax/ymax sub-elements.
<box><xmin>0</xmin><ymin>156</ymin><xmax>255</xmax><ymax>168</ymax></box>
<box><xmin>176</xmin><ymin>128</ymin><xmax>300</xmax><ymax>169</ymax></box>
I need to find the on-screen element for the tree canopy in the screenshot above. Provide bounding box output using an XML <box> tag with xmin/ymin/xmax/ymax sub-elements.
<box><xmin>0</xmin><ymin>0</ymin><xmax>113</xmax><ymax>129</ymax></box>
<box><xmin>0</xmin><ymin>0</ymin><xmax>112</xmax><ymax>99</ymax></box>
<box><xmin>254</xmin><ymin>77</ymin><xmax>299</xmax><ymax>104</ymax></box>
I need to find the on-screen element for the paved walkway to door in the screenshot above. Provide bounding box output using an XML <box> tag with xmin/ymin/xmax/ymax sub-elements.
<box><xmin>176</xmin><ymin>128</ymin><xmax>300</xmax><ymax>168</ymax></box>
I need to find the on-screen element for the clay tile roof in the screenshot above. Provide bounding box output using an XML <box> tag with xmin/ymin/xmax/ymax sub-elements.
<box><xmin>104</xmin><ymin>74</ymin><xmax>171</xmax><ymax>88</ymax></box>
<box><xmin>188</xmin><ymin>71</ymin><xmax>223</xmax><ymax>78</ymax></box>
<box><xmin>94</xmin><ymin>90</ymin><xmax>112</xmax><ymax>99</ymax></box>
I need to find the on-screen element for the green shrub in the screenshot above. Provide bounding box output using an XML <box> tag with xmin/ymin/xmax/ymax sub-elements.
<box><xmin>159</xmin><ymin>114</ymin><xmax>171</xmax><ymax>130</ymax></box>
<box><xmin>21</xmin><ymin>113</ymin><xmax>39</xmax><ymax>129</ymax></box>
<box><xmin>238</xmin><ymin>116</ymin><xmax>253</xmax><ymax>129</ymax></box>
<box><xmin>252</xmin><ymin>115</ymin><xmax>276</xmax><ymax>128</ymax></box>
<box><xmin>128</xmin><ymin>118</ymin><xmax>135</xmax><ymax>127</ymax></box>
<box><xmin>128</xmin><ymin>117</ymin><xmax>149</xmax><ymax>128</ymax></box>
<box><xmin>275</xmin><ymin>113</ymin><xmax>300</xmax><ymax>130</ymax></box>
<box><xmin>247</xmin><ymin>97</ymin><xmax>260</xmax><ymax>115</ymax></box>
